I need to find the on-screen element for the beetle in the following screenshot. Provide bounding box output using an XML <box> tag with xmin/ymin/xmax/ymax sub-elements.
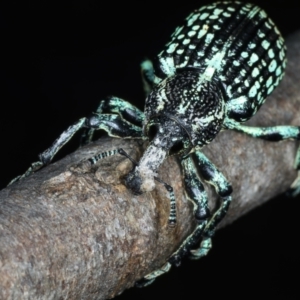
<box><xmin>9</xmin><ymin>1</ymin><xmax>300</xmax><ymax>286</ymax></box>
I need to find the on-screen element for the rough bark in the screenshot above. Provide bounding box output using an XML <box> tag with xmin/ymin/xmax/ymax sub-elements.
<box><xmin>1</xmin><ymin>31</ymin><xmax>300</xmax><ymax>300</ymax></box>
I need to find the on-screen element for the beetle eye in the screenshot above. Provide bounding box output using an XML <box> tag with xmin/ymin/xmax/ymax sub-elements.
<box><xmin>148</xmin><ymin>125</ymin><xmax>158</xmax><ymax>142</ymax></box>
<box><xmin>169</xmin><ymin>140</ymin><xmax>184</xmax><ymax>155</ymax></box>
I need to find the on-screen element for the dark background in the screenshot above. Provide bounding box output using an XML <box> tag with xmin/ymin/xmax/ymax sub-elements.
<box><xmin>1</xmin><ymin>0</ymin><xmax>299</xmax><ymax>298</ymax></box>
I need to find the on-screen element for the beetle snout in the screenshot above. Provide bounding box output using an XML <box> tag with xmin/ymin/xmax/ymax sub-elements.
<box><xmin>124</xmin><ymin>170</ymin><xmax>143</xmax><ymax>195</ymax></box>
<box><xmin>124</xmin><ymin>166</ymin><xmax>157</xmax><ymax>194</ymax></box>
<box><xmin>146</xmin><ymin>118</ymin><xmax>191</xmax><ymax>156</ymax></box>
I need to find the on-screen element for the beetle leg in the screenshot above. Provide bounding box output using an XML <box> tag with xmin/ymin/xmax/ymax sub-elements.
<box><xmin>81</xmin><ymin>96</ymin><xmax>145</xmax><ymax>145</ymax></box>
<box><xmin>9</xmin><ymin>118</ymin><xmax>86</xmax><ymax>185</ymax></box>
<box><xmin>224</xmin><ymin>118</ymin><xmax>300</xmax><ymax>141</ymax></box>
<box><xmin>169</xmin><ymin>156</ymin><xmax>210</xmax><ymax>264</ymax></box>
<box><xmin>141</xmin><ymin>59</ymin><xmax>162</xmax><ymax>96</ymax></box>
<box><xmin>9</xmin><ymin>113</ymin><xmax>144</xmax><ymax>185</ymax></box>
<box><xmin>136</xmin><ymin>155</ymin><xmax>210</xmax><ymax>287</ymax></box>
<box><xmin>193</xmin><ymin>151</ymin><xmax>233</xmax><ymax>258</ymax></box>
<box><xmin>224</xmin><ymin>118</ymin><xmax>300</xmax><ymax>196</ymax></box>
<box><xmin>135</xmin><ymin>262</ymin><xmax>172</xmax><ymax>288</ymax></box>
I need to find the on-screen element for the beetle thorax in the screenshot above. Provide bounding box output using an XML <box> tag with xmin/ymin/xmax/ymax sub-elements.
<box><xmin>145</xmin><ymin>68</ymin><xmax>226</xmax><ymax>148</ymax></box>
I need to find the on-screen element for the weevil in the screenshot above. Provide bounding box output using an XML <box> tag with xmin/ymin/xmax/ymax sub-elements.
<box><xmin>9</xmin><ymin>1</ymin><xmax>300</xmax><ymax>286</ymax></box>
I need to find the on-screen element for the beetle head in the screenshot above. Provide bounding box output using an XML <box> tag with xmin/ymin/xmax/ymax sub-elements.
<box><xmin>124</xmin><ymin>116</ymin><xmax>191</xmax><ymax>194</ymax></box>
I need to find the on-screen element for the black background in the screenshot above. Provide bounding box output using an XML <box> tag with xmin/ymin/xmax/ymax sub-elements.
<box><xmin>1</xmin><ymin>0</ymin><xmax>300</xmax><ymax>298</ymax></box>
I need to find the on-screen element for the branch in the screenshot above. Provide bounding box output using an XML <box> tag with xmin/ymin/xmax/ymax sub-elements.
<box><xmin>1</xmin><ymin>31</ymin><xmax>300</xmax><ymax>299</ymax></box>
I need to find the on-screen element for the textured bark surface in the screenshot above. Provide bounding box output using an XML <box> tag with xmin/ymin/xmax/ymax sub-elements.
<box><xmin>1</xmin><ymin>31</ymin><xmax>300</xmax><ymax>300</ymax></box>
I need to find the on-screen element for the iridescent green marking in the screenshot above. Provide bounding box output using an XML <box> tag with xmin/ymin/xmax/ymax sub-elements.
<box><xmin>197</xmin><ymin>27</ymin><xmax>208</xmax><ymax>39</ymax></box>
<box><xmin>269</xmin><ymin>59</ymin><xmax>277</xmax><ymax>72</ymax></box>
<box><xmin>250</xmin><ymin>53</ymin><xmax>259</xmax><ymax>63</ymax></box>
<box><xmin>276</xmin><ymin>66</ymin><xmax>282</xmax><ymax>77</ymax></box>
<box><xmin>188</xmin><ymin>30</ymin><xmax>196</xmax><ymax>37</ymax></box>
<box><xmin>252</xmin><ymin>67</ymin><xmax>259</xmax><ymax>77</ymax></box>
<box><xmin>166</xmin><ymin>43</ymin><xmax>178</xmax><ymax>54</ymax></box>
<box><xmin>268</xmin><ymin>48</ymin><xmax>275</xmax><ymax>59</ymax></box>
<box><xmin>199</xmin><ymin>12</ymin><xmax>209</xmax><ymax>20</ymax></box>
<box><xmin>241</xmin><ymin>51</ymin><xmax>249</xmax><ymax>58</ymax></box>
<box><xmin>262</xmin><ymin>40</ymin><xmax>270</xmax><ymax>50</ymax></box>
<box><xmin>223</xmin><ymin>11</ymin><xmax>231</xmax><ymax>17</ymax></box>
<box><xmin>187</xmin><ymin>13</ymin><xmax>200</xmax><ymax>26</ymax></box>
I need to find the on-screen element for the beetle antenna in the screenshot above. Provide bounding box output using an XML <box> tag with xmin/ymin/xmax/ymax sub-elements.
<box><xmin>118</xmin><ymin>148</ymin><xmax>138</xmax><ymax>166</ymax></box>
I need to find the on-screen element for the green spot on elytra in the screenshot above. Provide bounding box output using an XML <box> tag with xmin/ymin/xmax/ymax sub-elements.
<box><xmin>199</xmin><ymin>12</ymin><xmax>209</xmax><ymax>20</ymax></box>
<box><xmin>223</xmin><ymin>12</ymin><xmax>231</xmax><ymax>17</ymax></box>
<box><xmin>252</xmin><ymin>67</ymin><xmax>259</xmax><ymax>77</ymax></box>
<box><xmin>250</xmin><ymin>53</ymin><xmax>259</xmax><ymax>64</ymax></box>
<box><xmin>188</xmin><ymin>31</ymin><xmax>196</xmax><ymax>37</ymax></box>
<box><xmin>276</xmin><ymin>66</ymin><xmax>282</xmax><ymax>77</ymax></box>
<box><xmin>241</xmin><ymin>52</ymin><xmax>249</xmax><ymax>58</ymax></box>
<box><xmin>183</xmin><ymin>39</ymin><xmax>191</xmax><ymax>45</ymax></box>
<box><xmin>268</xmin><ymin>59</ymin><xmax>277</xmax><ymax>72</ymax></box>
<box><xmin>268</xmin><ymin>49</ymin><xmax>275</xmax><ymax>59</ymax></box>
<box><xmin>262</xmin><ymin>40</ymin><xmax>270</xmax><ymax>50</ymax></box>
<box><xmin>249</xmin><ymin>85</ymin><xmax>257</xmax><ymax>97</ymax></box>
